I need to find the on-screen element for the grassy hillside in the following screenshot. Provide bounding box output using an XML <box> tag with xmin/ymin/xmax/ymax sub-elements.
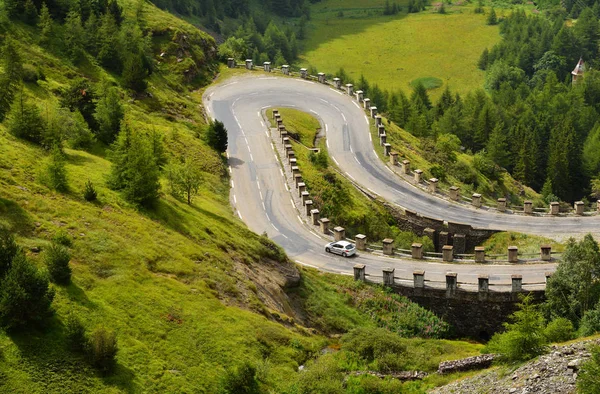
<box><xmin>301</xmin><ymin>1</ymin><xmax>501</xmax><ymax>98</ymax></box>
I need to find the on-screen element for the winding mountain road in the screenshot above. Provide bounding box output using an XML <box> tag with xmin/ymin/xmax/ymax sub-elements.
<box><xmin>202</xmin><ymin>75</ymin><xmax>596</xmax><ymax>287</ymax></box>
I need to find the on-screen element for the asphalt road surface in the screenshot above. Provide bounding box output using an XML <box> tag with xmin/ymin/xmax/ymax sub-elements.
<box><xmin>202</xmin><ymin>75</ymin><xmax>588</xmax><ymax>287</ymax></box>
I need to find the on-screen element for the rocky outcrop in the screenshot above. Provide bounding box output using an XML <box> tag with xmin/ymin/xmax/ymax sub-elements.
<box><xmin>348</xmin><ymin>370</ymin><xmax>428</xmax><ymax>381</ymax></box>
<box><xmin>430</xmin><ymin>339</ymin><xmax>600</xmax><ymax>394</ymax></box>
<box><xmin>438</xmin><ymin>354</ymin><xmax>497</xmax><ymax>374</ymax></box>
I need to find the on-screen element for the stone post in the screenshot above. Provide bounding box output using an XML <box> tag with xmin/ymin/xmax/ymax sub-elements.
<box><xmin>355</xmin><ymin>234</ymin><xmax>367</xmax><ymax>251</ymax></box>
<box><xmin>378</xmin><ymin>124</ymin><xmax>385</xmax><ymax>136</ymax></box>
<box><xmin>301</xmin><ymin>191</ymin><xmax>309</xmax><ymax>204</ymax></box>
<box><xmin>319</xmin><ymin>218</ymin><xmax>330</xmax><ymax>234</ymax></box>
<box><xmin>245</xmin><ymin>59</ymin><xmax>253</xmax><ymax>69</ymax></box>
<box><xmin>310</xmin><ymin>209</ymin><xmax>320</xmax><ymax>225</ymax></box>
<box><xmin>453</xmin><ymin>234</ymin><xmax>466</xmax><ymax>254</ymax></box>
<box><xmin>390</xmin><ymin>152</ymin><xmax>398</xmax><ymax>166</ymax></box>
<box><xmin>346</xmin><ymin>83</ymin><xmax>353</xmax><ymax>96</ymax></box>
<box><xmin>511</xmin><ymin>275</ymin><xmax>523</xmax><ymax>292</ymax></box>
<box><xmin>411</xmin><ymin>243</ymin><xmax>423</xmax><ymax>259</ymax></box>
<box><xmin>370</xmin><ymin>106</ymin><xmax>377</xmax><ymax>118</ymax></box>
<box><xmin>334</xmin><ymin>226</ymin><xmax>345</xmax><ymax>241</ymax></box>
<box><xmin>382</xmin><ymin>238</ymin><xmax>394</xmax><ymax>255</ymax></box>
<box><xmin>414</xmin><ymin>169</ymin><xmax>423</xmax><ymax>183</ymax></box>
<box><xmin>279</xmin><ymin>125</ymin><xmax>286</xmax><ymax>135</ymax></box>
<box><xmin>289</xmin><ymin>158</ymin><xmax>297</xmax><ymax>167</ymax></box>
<box><xmin>449</xmin><ymin>186</ymin><xmax>460</xmax><ymax>201</ymax></box>
<box><xmin>284</xmin><ymin>143</ymin><xmax>292</xmax><ymax>153</ymax></box>
<box><xmin>263</xmin><ymin>61</ymin><xmax>271</xmax><ymax>72</ymax></box>
<box><xmin>383</xmin><ymin>143</ymin><xmax>392</xmax><ymax>156</ymax></box>
<box><xmin>478</xmin><ymin>275</ymin><xmax>489</xmax><ymax>293</ymax></box>
<box><xmin>597</xmin><ymin>200</ymin><xmax>600</xmax><ymax>212</ymax></box>
<box><xmin>353</xmin><ymin>264</ymin><xmax>365</xmax><ymax>281</ymax></box>
<box><xmin>402</xmin><ymin>160</ymin><xmax>410</xmax><ymax>174</ymax></box>
<box><xmin>292</xmin><ymin>166</ymin><xmax>300</xmax><ymax>176</ymax></box>
<box><xmin>497</xmin><ymin>198</ymin><xmax>507</xmax><ymax>212</ymax></box>
<box><xmin>304</xmin><ymin>200</ymin><xmax>313</xmax><ymax>216</ymax></box>
<box><xmin>423</xmin><ymin>228</ymin><xmax>436</xmax><ymax>249</ymax></box>
<box><xmin>383</xmin><ymin>268</ymin><xmax>395</xmax><ymax>286</ymax></box>
<box><xmin>472</xmin><ymin>193</ymin><xmax>482</xmax><ymax>208</ymax></box>
<box><xmin>296</xmin><ymin>180</ymin><xmax>305</xmax><ymax>193</ymax></box>
<box><xmin>272</xmin><ymin>110</ymin><xmax>279</xmax><ymax>119</ymax></box>
<box><xmin>442</xmin><ymin>245</ymin><xmax>454</xmax><ymax>262</ymax></box>
<box><xmin>540</xmin><ymin>245</ymin><xmax>552</xmax><ymax>261</ymax></box>
<box><xmin>428</xmin><ymin>178</ymin><xmax>438</xmax><ymax>193</ymax></box>
<box><xmin>475</xmin><ymin>246</ymin><xmax>485</xmax><ymax>263</ymax></box>
<box><xmin>575</xmin><ymin>201</ymin><xmax>585</xmax><ymax>215</ymax></box>
<box><xmin>300</xmin><ymin>68</ymin><xmax>307</xmax><ymax>79</ymax></box>
<box><xmin>524</xmin><ymin>200</ymin><xmax>533</xmax><ymax>214</ymax></box>
<box><xmin>508</xmin><ymin>246</ymin><xmax>518</xmax><ymax>263</ymax></box>
<box><xmin>282</xmin><ymin>65</ymin><xmax>290</xmax><ymax>75</ymax></box>
<box><xmin>227</xmin><ymin>58</ymin><xmax>235</xmax><ymax>68</ymax></box>
<box><xmin>294</xmin><ymin>174</ymin><xmax>303</xmax><ymax>188</ymax></box>
<box><xmin>550</xmin><ymin>201</ymin><xmax>560</xmax><ymax>215</ymax></box>
<box><xmin>446</xmin><ymin>272</ymin><xmax>457</xmax><ymax>296</ymax></box>
<box><xmin>375</xmin><ymin>115</ymin><xmax>382</xmax><ymax>127</ymax></box>
<box><xmin>318</xmin><ymin>72</ymin><xmax>325</xmax><ymax>83</ymax></box>
<box><xmin>333</xmin><ymin>77</ymin><xmax>341</xmax><ymax>89</ymax></box>
<box><xmin>379</xmin><ymin>133</ymin><xmax>387</xmax><ymax>146</ymax></box>
<box><xmin>413</xmin><ymin>270</ymin><xmax>425</xmax><ymax>288</ymax></box>
<box><xmin>363</xmin><ymin>98</ymin><xmax>371</xmax><ymax>109</ymax></box>
<box><xmin>439</xmin><ymin>231</ymin><xmax>449</xmax><ymax>251</ymax></box>
<box><xmin>356</xmin><ymin>90</ymin><xmax>364</xmax><ymax>102</ymax></box>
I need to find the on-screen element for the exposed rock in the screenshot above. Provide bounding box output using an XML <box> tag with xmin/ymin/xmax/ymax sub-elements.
<box><xmin>438</xmin><ymin>354</ymin><xmax>496</xmax><ymax>374</ymax></box>
<box><xmin>348</xmin><ymin>370</ymin><xmax>428</xmax><ymax>381</ymax></box>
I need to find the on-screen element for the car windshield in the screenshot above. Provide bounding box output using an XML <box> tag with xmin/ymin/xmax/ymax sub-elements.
<box><xmin>345</xmin><ymin>245</ymin><xmax>354</xmax><ymax>249</ymax></box>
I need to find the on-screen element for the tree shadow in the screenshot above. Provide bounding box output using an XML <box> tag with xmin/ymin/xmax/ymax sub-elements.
<box><xmin>65</xmin><ymin>282</ymin><xmax>98</xmax><ymax>310</ymax></box>
<box><xmin>143</xmin><ymin>199</ymin><xmax>192</xmax><ymax>237</ymax></box>
<box><xmin>66</xmin><ymin>150</ymin><xmax>96</xmax><ymax>166</ymax></box>
<box><xmin>0</xmin><ymin>197</ymin><xmax>34</xmax><ymax>235</ymax></box>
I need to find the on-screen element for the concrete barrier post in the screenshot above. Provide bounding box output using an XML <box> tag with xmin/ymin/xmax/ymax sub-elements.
<box><xmin>478</xmin><ymin>275</ymin><xmax>489</xmax><ymax>292</ymax></box>
<box><xmin>597</xmin><ymin>200</ymin><xmax>600</xmax><ymax>212</ymax></box>
<box><xmin>411</xmin><ymin>243</ymin><xmax>423</xmax><ymax>259</ymax></box>
<box><xmin>449</xmin><ymin>186</ymin><xmax>460</xmax><ymax>201</ymax></box>
<box><xmin>294</xmin><ymin>174</ymin><xmax>303</xmax><ymax>187</ymax></box>
<box><xmin>334</xmin><ymin>226</ymin><xmax>345</xmax><ymax>241</ymax></box>
<box><xmin>297</xmin><ymin>180</ymin><xmax>305</xmax><ymax>193</ymax></box>
<box><xmin>453</xmin><ymin>234</ymin><xmax>466</xmax><ymax>254</ymax></box>
<box><xmin>378</xmin><ymin>124</ymin><xmax>385</xmax><ymax>136</ymax></box>
<box><xmin>472</xmin><ymin>193</ymin><xmax>482</xmax><ymax>208</ymax></box>
<box><xmin>413</xmin><ymin>270</ymin><xmax>425</xmax><ymax>288</ymax></box>
<box><xmin>370</xmin><ymin>106</ymin><xmax>377</xmax><ymax>118</ymax></box>
<box><xmin>575</xmin><ymin>201</ymin><xmax>584</xmax><ymax>215</ymax></box>
<box><xmin>353</xmin><ymin>264</ymin><xmax>365</xmax><ymax>281</ymax></box>
<box><xmin>300</xmin><ymin>68</ymin><xmax>307</xmax><ymax>79</ymax></box>
<box><xmin>279</xmin><ymin>124</ymin><xmax>286</xmax><ymax>135</ymax></box>
<box><xmin>245</xmin><ymin>59</ymin><xmax>253</xmax><ymax>69</ymax></box>
<box><xmin>284</xmin><ymin>142</ymin><xmax>292</xmax><ymax>152</ymax></box>
<box><xmin>446</xmin><ymin>272</ymin><xmax>457</xmax><ymax>295</ymax></box>
<box><xmin>508</xmin><ymin>246</ymin><xmax>518</xmax><ymax>263</ymax></box>
<box><xmin>402</xmin><ymin>160</ymin><xmax>410</xmax><ymax>174</ymax></box>
<box><xmin>301</xmin><ymin>191</ymin><xmax>309</xmax><ymax>204</ymax></box>
<box><xmin>310</xmin><ymin>209</ymin><xmax>320</xmax><ymax>225</ymax></box>
<box><xmin>429</xmin><ymin>178</ymin><xmax>438</xmax><ymax>193</ymax></box>
<box><xmin>382</xmin><ymin>238</ymin><xmax>394</xmax><ymax>255</ymax></box>
<box><xmin>355</xmin><ymin>234</ymin><xmax>367</xmax><ymax>251</ymax></box>
<box><xmin>263</xmin><ymin>61</ymin><xmax>271</xmax><ymax>72</ymax></box>
<box><xmin>319</xmin><ymin>218</ymin><xmax>330</xmax><ymax>234</ymax></box>
<box><xmin>363</xmin><ymin>98</ymin><xmax>371</xmax><ymax>109</ymax></box>
<box><xmin>414</xmin><ymin>169</ymin><xmax>423</xmax><ymax>183</ymax></box>
<box><xmin>550</xmin><ymin>201</ymin><xmax>560</xmax><ymax>215</ymax></box>
<box><xmin>227</xmin><ymin>58</ymin><xmax>235</xmax><ymax>68</ymax></box>
<box><xmin>333</xmin><ymin>77</ymin><xmax>341</xmax><ymax>89</ymax></box>
<box><xmin>540</xmin><ymin>245</ymin><xmax>552</xmax><ymax>261</ymax></box>
<box><xmin>497</xmin><ymin>198</ymin><xmax>506</xmax><ymax>212</ymax></box>
<box><xmin>318</xmin><ymin>72</ymin><xmax>325</xmax><ymax>83</ymax></box>
<box><xmin>390</xmin><ymin>152</ymin><xmax>398</xmax><ymax>166</ymax></box>
<box><xmin>475</xmin><ymin>246</ymin><xmax>485</xmax><ymax>263</ymax></box>
<box><xmin>346</xmin><ymin>83</ymin><xmax>353</xmax><ymax>96</ymax></box>
<box><xmin>383</xmin><ymin>143</ymin><xmax>392</xmax><ymax>156</ymax></box>
<box><xmin>383</xmin><ymin>268</ymin><xmax>395</xmax><ymax>286</ymax></box>
<box><xmin>272</xmin><ymin>110</ymin><xmax>279</xmax><ymax>119</ymax></box>
<box><xmin>292</xmin><ymin>166</ymin><xmax>300</xmax><ymax>176</ymax></box>
<box><xmin>424</xmin><ymin>228</ymin><xmax>436</xmax><ymax>249</ymax></box>
<box><xmin>282</xmin><ymin>65</ymin><xmax>290</xmax><ymax>75</ymax></box>
<box><xmin>439</xmin><ymin>231</ymin><xmax>449</xmax><ymax>251</ymax></box>
<box><xmin>511</xmin><ymin>275</ymin><xmax>522</xmax><ymax>292</ymax></box>
<box><xmin>304</xmin><ymin>200</ymin><xmax>313</xmax><ymax>215</ymax></box>
<box><xmin>375</xmin><ymin>115</ymin><xmax>382</xmax><ymax>127</ymax></box>
<box><xmin>289</xmin><ymin>157</ymin><xmax>297</xmax><ymax>167</ymax></box>
<box><xmin>356</xmin><ymin>90</ymin><xmax>364</xmax><ymax>102</ymax></box>
<box><xmin>442</xmin><ymin>245</ymin><xmax>453</xmax><ymax>262</ymax></box>
<box><xmin>380</xmin><ymin>133</ymin><xmax>387</xmax><ymax>146</ymax></box>
<box><xmin>523</xmin><ymin>200</ymin><xmax>532</xmax><ymax>214</ymax></box>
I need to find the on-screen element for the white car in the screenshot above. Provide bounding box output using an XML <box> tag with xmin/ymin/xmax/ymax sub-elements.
<box><xmin>325</xmin><ymin>240</ymin><xmax>356</xmax><ymax>257</ymax></box>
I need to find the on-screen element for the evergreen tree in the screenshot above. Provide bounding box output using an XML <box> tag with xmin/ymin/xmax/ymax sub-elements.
<box><xmin>573</xmin><ymin>8</ymin><xmax>600</xmax><ymax>63</ymax></box>
<box><xmin>205</xmin><ymin>120</ymin><xmax>228</xmax><ymax>153</ymax></box>
<box><xmin>478</xmin><ymin>48</ymin><xmax>489</xmax><ymax>70</ymax></box>
<box><xmin>44</xmin><ymin>243</ymin><xmax>71</xmax><ymax>284</ymax></box>
<box><xmin>45</xmin><ymin>145</ymin><xmax>68</xmax><ymax>192</ymax></box>
<box><xmin>7</xmin><ymin>94</ymin><xmax>45</xmax><ymax>144</ymax></box>
<box><xmin>38</xmin><ymin>3</ymin><xmax>53</xmax><ymax>47</ymax></box>
<box><xmin>97</xmin><ymin>13</ymin><xmax>121</xmax><ymax>72</ymax></box>
<box><xmin>23</xmin><ymin>0</ymin><xmax>38</xmax><ymax>24</ymax></box>
<box><xmin>107</xmin><ymin>0</ymin><xmax>123</xmax><ymax>25</ymax></box>
<box><xmin>94</xmin><ymin>86</ymin><xmax>123</xmax><ymax>144</ymax></box>
<box><xmin>0</xmin><ymin>38</ymin><xmax>23</xmax><ymax>122</ymax></box>
<box><xmin>63</xmin><ymin>10</ymin><xmax>85</xmax><ymax>62</ymax></box>
<box><xmin>410</xmin><ymin>82</ymin><xmax>432</xmax><ymax>110</ymax></box>
<box><xmin>122</xmin><ymin>52</ymin><xmax>148</xmax><ymax>92</ymax></box>
<box><xmin>487</xmin><ymin>7</ymin><xmax>498</xmax><ymax>25</ymax></box>
<box><xmin>486</xmin><ymin>123</ymin><xmax>511</xmax><ymax>169</ymax></box>
<box><xmin>547</xmin><ymin>119</ymin><xmax>575</xmax><ymax>201</ymax></box>
<box><xmin>474</xmin><ymin>102</ymin><xmax>497</xmax><ymax>150</ymax></box>
<box><xmin>60</xmin><ymin>78</ymin><xmax>97</xmax><ymax>130</ymax></box>
<box><xmin>0</xmin><ymin>227</ymin><xmax>19</xmax><ymax>279</ymax></box>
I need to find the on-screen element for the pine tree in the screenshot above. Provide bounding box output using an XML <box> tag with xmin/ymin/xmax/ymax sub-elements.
<box><xmin>23</xmin><ymin>0</ymin><xmax>38</xmax><ymax>25</ymax></box>
<box><xmin>97</xmin><ymin>13</ymin><xmax>121</xmax><ymax>72</ymax></box>
<box><xmin>122</xmin><ymin>52</ymin><xmax>148</xmax><ymax>92</ymax></box>
<box><xmin>410</xmin><ymin>81</ymin><xmax>432</xmax><ymax>110</ymax></box>
<box><xmin>7</xmin><ymin>93</ymin><xmax>45</xmax><ymax>144</ymax></box>
<box><xmin>205</xmin><ymin>120</ymin><xmax>228</xmax><ymax>153</ymax></box>
<box><xmin>0</xmin><ymin>38</ymin><xmax>23</xmax><ymax>122</ymax></box>
<box><xmin>0</xmin><ymin>227</ymin><xmax>19</xmax><ymax>279</ymax></box>
<box><xmin>45</xmin><ymin>145</ymin><xmax>68</xmax><ymax>192</ymax></box>
<box><xmin>94</xmin><ymin>86</ymin><xmax>123</xmax><ymax>144</ymax></box>
<box><xmin>478</xmin><ymin>48</ymin><xmax>489</xmax><ymax>70</ymax></box>
<box><xmin>64</xmin><ymin>10</ymin><xmax>84</xmax><ymax>62</ymax></box>
<box><xmin>38</xmin><ymin>3</ymin><xmax>53</xmax><ymax>47</ymax></box>
<box><xmin>486</xmin><ymin>123</ymin><xmax>511</xmax><ymax>169</ymax></box>
<box><xmin>487</xmin><ymin>7</ymin><xmax>498</xmax><ymax>25</ymax></box>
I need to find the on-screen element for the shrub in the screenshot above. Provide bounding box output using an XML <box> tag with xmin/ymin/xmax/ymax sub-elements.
<box><xmin>21</xmin><ymin>64</ymin><xmax>40</xmax><ymax>82</ymax></box>
<box><xmin>52</xmin><ymin>230</ymin><xmax>72</xmax><ymax>247</ymax></box>
<box><xmin>45</xmin><ymin>146</ymin><xmax>68</xmax><ymax>192</ymax></box>
<box><xmin>580</xmin><ymin>305</ymin><xmax>600</xmax><ymax>337</ymax></box>
<box><xmin>578</xmin><ymin>346</ymin><xmax>600</xmax><ymax>393</ymax></box>
<box><xmin>205</xmin><ymin>120</ymin><xmax>228</xmax><ymax>153</ymax></box>
<box><xmin>7</xmin><ymin>95</ymin><xmax>45</xmax><ymax>144</ymax></box>
<box><xmin>543</xmin><ymin>317</ymin><xmax>574</xmax><ymax>343</ymax></box>
<box><xmin>44</xmin><ymin>243</ymin><xmax>71</xmax><ymax>285</ymax></box>
<box><xmin>342</xmin><ymin>327</ymin><xmax>407</xmax><ymax>371</ymax></box>
<box><xmin>65</xmin><ymin>314</ymin><xmax>87</xmax><ymax>352</ymax></box>
<box><xmin>221</xmin><ymin>361</ymin><xmax>260</xmax><ymax>394</ymax></box>
<box><xmin>0</xmin><ymin>253</ymin><xmax>55</xmax><ymax>330</ymax></box>
<box><xmin>430</xmin><ymin>164</ymin><xmax>447</xmax><ymax>182</ymax></box>
<box><xmin>87</xmin><ymin>326</ymin><xmax>118</xmax><ymax>374</ymax></box>
<box><xmin>83</xmin><ymin>180</ymin><xmax>98</xmax><ymax>202</ymax></box>
<box><xmin>0</xmin><ymin>227</ymin><xmax>19</xmax><ymax>279</ymax></box>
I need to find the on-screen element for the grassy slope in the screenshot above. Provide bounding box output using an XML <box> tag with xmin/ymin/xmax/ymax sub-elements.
<box><xmin>267</xmin><ymin>108</ymin><xmax>433</xmax><ymax>250</ymax></box>
<box><xmin>301</xmin><ymin>1</ymin><xmax>501</xmax><ymax>99</ymax></box>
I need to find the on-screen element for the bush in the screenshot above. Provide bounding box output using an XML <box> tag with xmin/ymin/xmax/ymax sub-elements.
<box><xmin>87</xmin><ymin>326</ymin><xmax>118</xmax><ymax>374</ymax></box>
<box><xmin>580</xmin><ymin>305</ymin><xmax>600</xmax><ymax>337</ymax></box>
<box><xmin>65</xmin><ymin>314</ymin><xmax>87</xmax><ymax>352</ymax></box>
<box><xmin>7</xmin><ymin>95</ymin><xmax>45</xmax><ymax>144</ymax></box>
<box><xmin>221</xmin><ymin>361</ymin><xmax>260</xmax><ymax>394</ymax></box>
<box><xmin>578</xmin><ymin>346</ymin><xmax>600</xmax><ymax>393</ymax></box>
<box><xmin>205</xmin><ymin>120</ymin><xmax>228</xmax><ymax>153</ymax></box>
<box><xmin>0</xmin><ymin>253</ymin><xmax>55</xmax><ymax>330</ymax></box>
<box><xmin>342</xmin><ymin>327</ymin><xmax>407</xmax><ymax>372</ymax></box>
<box><xmin>430</xmin><ymin>164</ymin><xmax>447</xmax><ymax>182</ymax></box>
<box><xmin>44</xmin><ymin>243</ymin><xmax>71</xmax><ymax>285</ymax></box>
<box><xmin>45</xmin><ymin>146</ymin><xmax>68</xmax><ymax>192</ymax></box>
<box><xmin>52</xmin><ymin>230</ymin><xmax>72</xmax><ymax>247</ymax></box>
<box><xmin>543</xmin><ymin>317</ymin><xmax>574</xmax><ymax>343</ymax></box>
<box><xmin>0</xmin><ymin>227</ymin><xmax>19</xmax><ymax>279</ymax></box>
<box><xmin>21</xmin><ymin>64</ymin><xmax>40</xmax><ymax>82</ymax></box>
<box><xmin>83</xmin><ymin>180</ymin><xmax>98</xmax><ymax>202</ymax></box>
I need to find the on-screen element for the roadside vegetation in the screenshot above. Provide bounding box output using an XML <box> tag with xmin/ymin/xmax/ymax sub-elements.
<box><xmin>482</xmin><ymin>232</ymin><xmax>564</xmax><ymax>256</ymax></box>
<box><xmin>267</xmin><ymin>108</ymin><xmax>433</xmax><ymax>250</ymax></box>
